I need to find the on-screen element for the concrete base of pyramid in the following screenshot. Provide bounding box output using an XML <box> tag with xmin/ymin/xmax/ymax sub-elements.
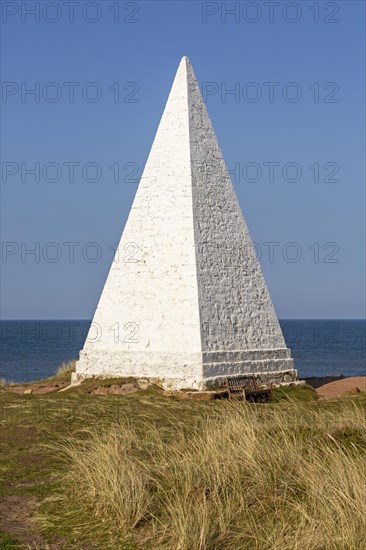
<box><xmin>202</xmin><ymin>349</ymin><xmax>296</xmax><ymax>388</ymax></box>
<box><xmin>72</xmin><ymin>348</ymin><xmax>296</xmax><ymax>390</ymax></box>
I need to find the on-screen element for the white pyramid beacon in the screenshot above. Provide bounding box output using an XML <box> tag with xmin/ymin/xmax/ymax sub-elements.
<box><xmin>73</xmin><ymin>57</ymin><xmax>297</xmax><ymax>390</ymax></box>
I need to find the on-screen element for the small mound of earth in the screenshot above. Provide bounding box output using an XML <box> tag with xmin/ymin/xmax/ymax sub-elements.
<box><xmin>0</xmin><ymin>380</ymin><xmax>69</xmax><ymax>395</ymax></box>
<box><xmin>88</xmin><ymin>382</ymin><xmax>140</xmax><ymax>395</ymax></box>
<box><xmin>307</xmin><ymin>376</ymin><xmax>366</xmax><ymax>400</ymax></box>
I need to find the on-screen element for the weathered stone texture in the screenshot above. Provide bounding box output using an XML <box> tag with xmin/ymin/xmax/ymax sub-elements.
<box><xmin>74</xmin><ymin>57</ymin><xmax>296</xmax><ymax>390</ymax></box>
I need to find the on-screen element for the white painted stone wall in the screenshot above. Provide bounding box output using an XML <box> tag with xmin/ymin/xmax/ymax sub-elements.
<box><xmin>74</xmin><ymin>57</ymin><xmax>296</xmax><ymax>389</ymax></box>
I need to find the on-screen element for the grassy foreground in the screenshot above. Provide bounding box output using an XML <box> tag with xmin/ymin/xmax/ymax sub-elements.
<box><xmin>0</xmin><ymin>369</ymin><xmax>365</xmax><ymax>549</ymax></box>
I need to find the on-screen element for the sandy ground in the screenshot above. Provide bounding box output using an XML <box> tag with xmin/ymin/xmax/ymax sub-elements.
<box><xmin>305</xmin><ymin>376</ymin><xmax>366</xmax><ymax>400</ymax></box>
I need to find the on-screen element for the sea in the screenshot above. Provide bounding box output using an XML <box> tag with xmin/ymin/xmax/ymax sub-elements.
<box><xmin>0</xmin><ymin>320</ymin><xmax>365</xmax><ymax>383</ymax></box>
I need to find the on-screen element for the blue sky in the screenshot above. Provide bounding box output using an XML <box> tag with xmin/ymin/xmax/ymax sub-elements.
<box><xmin>1</xmin><ymin>0</ymin><xmax>365</xmax><ymax>319</ymax></box>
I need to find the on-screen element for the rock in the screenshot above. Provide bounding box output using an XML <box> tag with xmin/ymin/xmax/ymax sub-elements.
<box><xmin>23</xmin><ymin>388</ymin><xmax>33</xmax><ymax>395</ymax></box>
<box><xmin>137</xmin><ymin>379</ymin><xmax>150</xmax><ymax>390</ymax></box>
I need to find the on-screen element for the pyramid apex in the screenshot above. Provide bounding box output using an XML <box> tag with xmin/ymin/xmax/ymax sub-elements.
<box><xmin>179</xmin><ymin>55</ymin><xmax>191</xmax><ymax>67</ymax></box>
<box><xmin>172</xmin><ymin>57</ymin><xmax>194</xmax><ymax>90</ymax></box>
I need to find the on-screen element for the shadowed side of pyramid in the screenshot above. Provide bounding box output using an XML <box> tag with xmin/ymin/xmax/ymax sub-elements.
<box><xmin>186</xmin><ymin>59</ymin><xmax>295</xmax><ymax>385</ymax></box>
<box><xmin>73</xmin><ymin>57</ymin><xmax>296</xmax><ymax>389</ymax></box>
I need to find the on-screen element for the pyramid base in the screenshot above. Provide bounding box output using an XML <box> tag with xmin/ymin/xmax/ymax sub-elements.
<box><xmin>73</xmin><ymin>349</ymin><xmax>296</xmax><ymax>390</ymax></box>
<box><xmin>202</xmin><ymin>351</ymin><xmax>296</xmax><ymax>388</ymax></box>
<box><xmin>202</xmin><ymin>367</ymin><xmax>297</xmax><ymax>389</ymax></box>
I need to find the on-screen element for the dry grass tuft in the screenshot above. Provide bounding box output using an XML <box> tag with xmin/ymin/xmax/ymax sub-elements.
<box><xmin>0</xmin><ymin>377</ymin><xmax>15</xmax><ymax>387</ymax></box>
<box><xmin>54</xmin><ymin>400</ymin><xmax>366</xmax><ymax>549</ymax></box>
<box><xmin>54</xmin><ymin>360</ymin><xmax>76</xmax><ymax>380</ymax></box>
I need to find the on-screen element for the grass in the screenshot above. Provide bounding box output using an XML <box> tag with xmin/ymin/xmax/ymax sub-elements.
<box><xmin>0</xmin><ymin>360</ymin><xmax>75</xmax><ymax>389</ymax></box>
<box><xmin>0</xmin><ymin>531</ymin><xmax>22</xmax><ymax>549</ymax></box>
<box><xmin>51</xmin><ymin>398</ymin><xmax>366</xmax><ymax>549</ymax></box>
<box><xmin>54</xmin><ymin>360</ymin><xmax>76</xmax><ymax>380</ymax></box>
<box><xmin>0</xmin><ymin>378</ymin><xmax>15</xmax><ymax>387</ymax></box>
<box><xmin>0</xmin><ymin>377</ymin><xmax>365</xmax><ymax>549</ymax></box>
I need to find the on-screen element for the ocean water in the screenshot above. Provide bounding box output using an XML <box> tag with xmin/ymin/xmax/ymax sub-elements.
<box><xmin>0</xmin><ymin>320</ymin><xmax>365</xmax><ymax>383</ymax></box>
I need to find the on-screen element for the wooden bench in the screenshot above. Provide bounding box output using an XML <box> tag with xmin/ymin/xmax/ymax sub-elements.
<box><xmin>226</xmin><ymin>376</ymin><xmax>272</xmax><ymax>403</ymax></box>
